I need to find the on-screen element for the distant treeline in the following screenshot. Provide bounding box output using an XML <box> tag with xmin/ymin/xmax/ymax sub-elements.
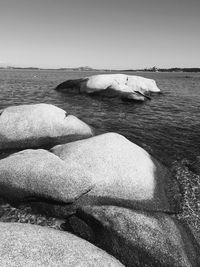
<box><xmin>123</xmin><ymin>68</ymin><xmax>200</xmax><ymax>72</ymax></box>
<box><xmin>156</xmin><ymin>68</ymin><xmax>200</xmax><ymax>72</ymax></box>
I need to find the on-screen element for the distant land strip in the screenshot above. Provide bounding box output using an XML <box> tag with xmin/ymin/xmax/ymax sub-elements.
<box><xmin>0</xmin><ymin>66</ymin><xmax>200</xmax><ymax>72</ymax></box>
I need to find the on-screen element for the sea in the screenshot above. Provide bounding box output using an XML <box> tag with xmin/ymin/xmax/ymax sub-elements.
<box><xmin>0</xmin><ymin>69</ymin><xmax>200</xmax><ymax>167</ymax></box>
<box><xmin>0</xmin><ymin>68</ymin><xmax>200</xmax><ymax>242</ymax></box>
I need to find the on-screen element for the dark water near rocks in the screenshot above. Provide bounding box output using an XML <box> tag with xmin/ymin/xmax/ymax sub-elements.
<box><xmin>0</xmin><ymin>69</ymin><xmax>200</xmax><ymax>166</ymax></box>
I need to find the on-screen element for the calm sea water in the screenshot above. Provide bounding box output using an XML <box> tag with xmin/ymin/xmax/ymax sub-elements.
<box><xmin>0</xmin><ymin>69</ymin><xmax>200</xmax><ymax>166</ymax></box>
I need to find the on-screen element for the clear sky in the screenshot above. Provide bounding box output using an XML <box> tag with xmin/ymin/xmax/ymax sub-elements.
<box><xmin>0</xmin><ymin>0</ymin><xmax>199</xmax><ymax>69</ymax></box>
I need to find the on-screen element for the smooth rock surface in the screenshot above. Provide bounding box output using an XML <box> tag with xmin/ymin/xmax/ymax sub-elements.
<box><xmin>51</xmin><ymin>133</ymin><xmax>178</xmax><ymax>212</ymax></box>
<box><xmin>0</xmin><ymin>149</ymin><xmax>93</xmax><ymax>205</ymax></box>
<box><xmin>0</xmin><ymin>222</ymin><xmax>124</xmax><ymax>267</ymax></box>
<box><xmin>55</xmin><ymin>74</ymin><xmax>160</xmax><ymax>101</ymax></box>
<box><xmin>76</xmin><ymin>205</ymin><xmax>200</xmax><ymax>267</ymax></box>
<box><xmin>0</xmin><ymin>103</ymin><xmax>93</xmax><ymax>151</ymax></box>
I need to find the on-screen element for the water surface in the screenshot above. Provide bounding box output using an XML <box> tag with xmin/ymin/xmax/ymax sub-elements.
<box><xmin>1</xmin><ymin>69</ymin><xmax>200</xmax><ymax>166</ymax></box>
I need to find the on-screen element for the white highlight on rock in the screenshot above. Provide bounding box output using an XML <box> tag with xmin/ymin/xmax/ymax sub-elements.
<box><xmin>80</xmin><ymin>74</ymin><xmax>160</xmax><ymax>95</ymax></box>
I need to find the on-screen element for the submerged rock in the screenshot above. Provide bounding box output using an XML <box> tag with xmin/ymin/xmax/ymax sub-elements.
<box><xmin>0</xmin><ymin>222</ymin><xmax>124</xmax><ymax>266</ymax></box>
<box><xmin>55</xmin><ymin>74</ymin><xmax>160</xmax><ymax>101</ymax></box>
<box><xmin>51</xmin><ymin>133</ymin><xmax>178</xmax><ymax>212</ymax></box>
<box><xmin>0</xmin><ymin>149</ymin><xmax>93</xmax><ymax>207</ymax></box>
<box><xmin>187</xmin><ymin>156</ymin><xmax>200</xmax><ymax>175</ymax></box>
<box><xmin>76</xmin><ymin>205</ymin><xmax>200</xmax><ymax>267</ymax></box>
<box><xmin>0</xmin><ymin>103</ymin><xmax>93</xmax><ymax>151</ymax></box>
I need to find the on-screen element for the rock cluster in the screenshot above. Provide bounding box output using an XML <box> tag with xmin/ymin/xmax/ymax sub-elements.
<box><xmin>0</xmin><ymin>103</ymin><xmax>199</xmax><ymax>266</ymax></box>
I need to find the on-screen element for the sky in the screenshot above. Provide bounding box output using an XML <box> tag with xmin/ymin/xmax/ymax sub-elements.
<box><xmin>0</xmin><ymin>0</ymin><xmax>199</xmax><ymax>69</ymax></box>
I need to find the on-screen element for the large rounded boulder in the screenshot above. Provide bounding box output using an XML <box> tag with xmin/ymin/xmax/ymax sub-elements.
<box><xmin>55</xmin><ymin>74</ymin><xmax>160</xmax><ymax>101</ymax></box>
<box><xmin>0</xmin><ymin>149</ymin><xmax>93</xmax><ymax>206</ymax></box>
<box><xmin>0</xmin><ymin>222</ymin><xmax>124</xmax><ymax>266</ymax></box>
<box><xmin>76</xmin><ymin>205</ymin><xmax>200</xmax><ymax>267</ymax></box>
<box><xmin>0</xmin><ymin>103</ymin><xmax>93</xmax><ymax>151</ymax></box>
<box><xmin>51</xmin><ymin>133</ymin><xmax>178</xmax><ymax>212</ymax></box>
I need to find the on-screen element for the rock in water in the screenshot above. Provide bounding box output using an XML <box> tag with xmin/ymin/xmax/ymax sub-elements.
<box><xmin>51</xmin><ymin>133</ymin><xmax>178</xmax><ymax>212</ymax></box>
<box><xmin>55</xmin><ymin>78</ymin><xmax>87</xmax><ymax>93</ymax></box>
<box><xmin>0</xmin><ymin>149</ymin><xmax>93</xmax><ymax>205</ymax></box>
<box><xmin>0</xmin><ymin>222</ymin><xmax>124</xmax><ymax>266</ymax></box>
<box><xmin>0</xmin><ymin>103</ymin><xmax>93</xmax><ymax>151</ymax></box>
<box><xmin>55</xmin><ymin>74</ymin><xmax>160</xmax><ymax>101</ymax></box>
<box><xmin>82</xmin><ymin>74</ymin><xmax>160</xmax><ymax>93</ymax></box>
<box><xmin>76</xmin><ymin>205</ymin><xmax>200</xmax><ymax>267</ymax></box>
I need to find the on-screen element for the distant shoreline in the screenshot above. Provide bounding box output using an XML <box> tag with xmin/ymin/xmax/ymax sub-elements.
<box><xmin>0</xmin><ymin>67</ymin><xmax>200</xmax><ymax>72</ymax></box>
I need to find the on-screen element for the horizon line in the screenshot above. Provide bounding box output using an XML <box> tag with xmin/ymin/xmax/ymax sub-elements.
<box><xmin>1</xmin><ymin>66</ymin><xmax>200</xmax><ymax>71</ymax></box>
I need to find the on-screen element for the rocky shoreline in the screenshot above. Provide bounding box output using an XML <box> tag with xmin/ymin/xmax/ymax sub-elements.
<box><xmin>0</xmin><ymin>103</ymin><xmax>199</xmax><ymax>266</ymax></box>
